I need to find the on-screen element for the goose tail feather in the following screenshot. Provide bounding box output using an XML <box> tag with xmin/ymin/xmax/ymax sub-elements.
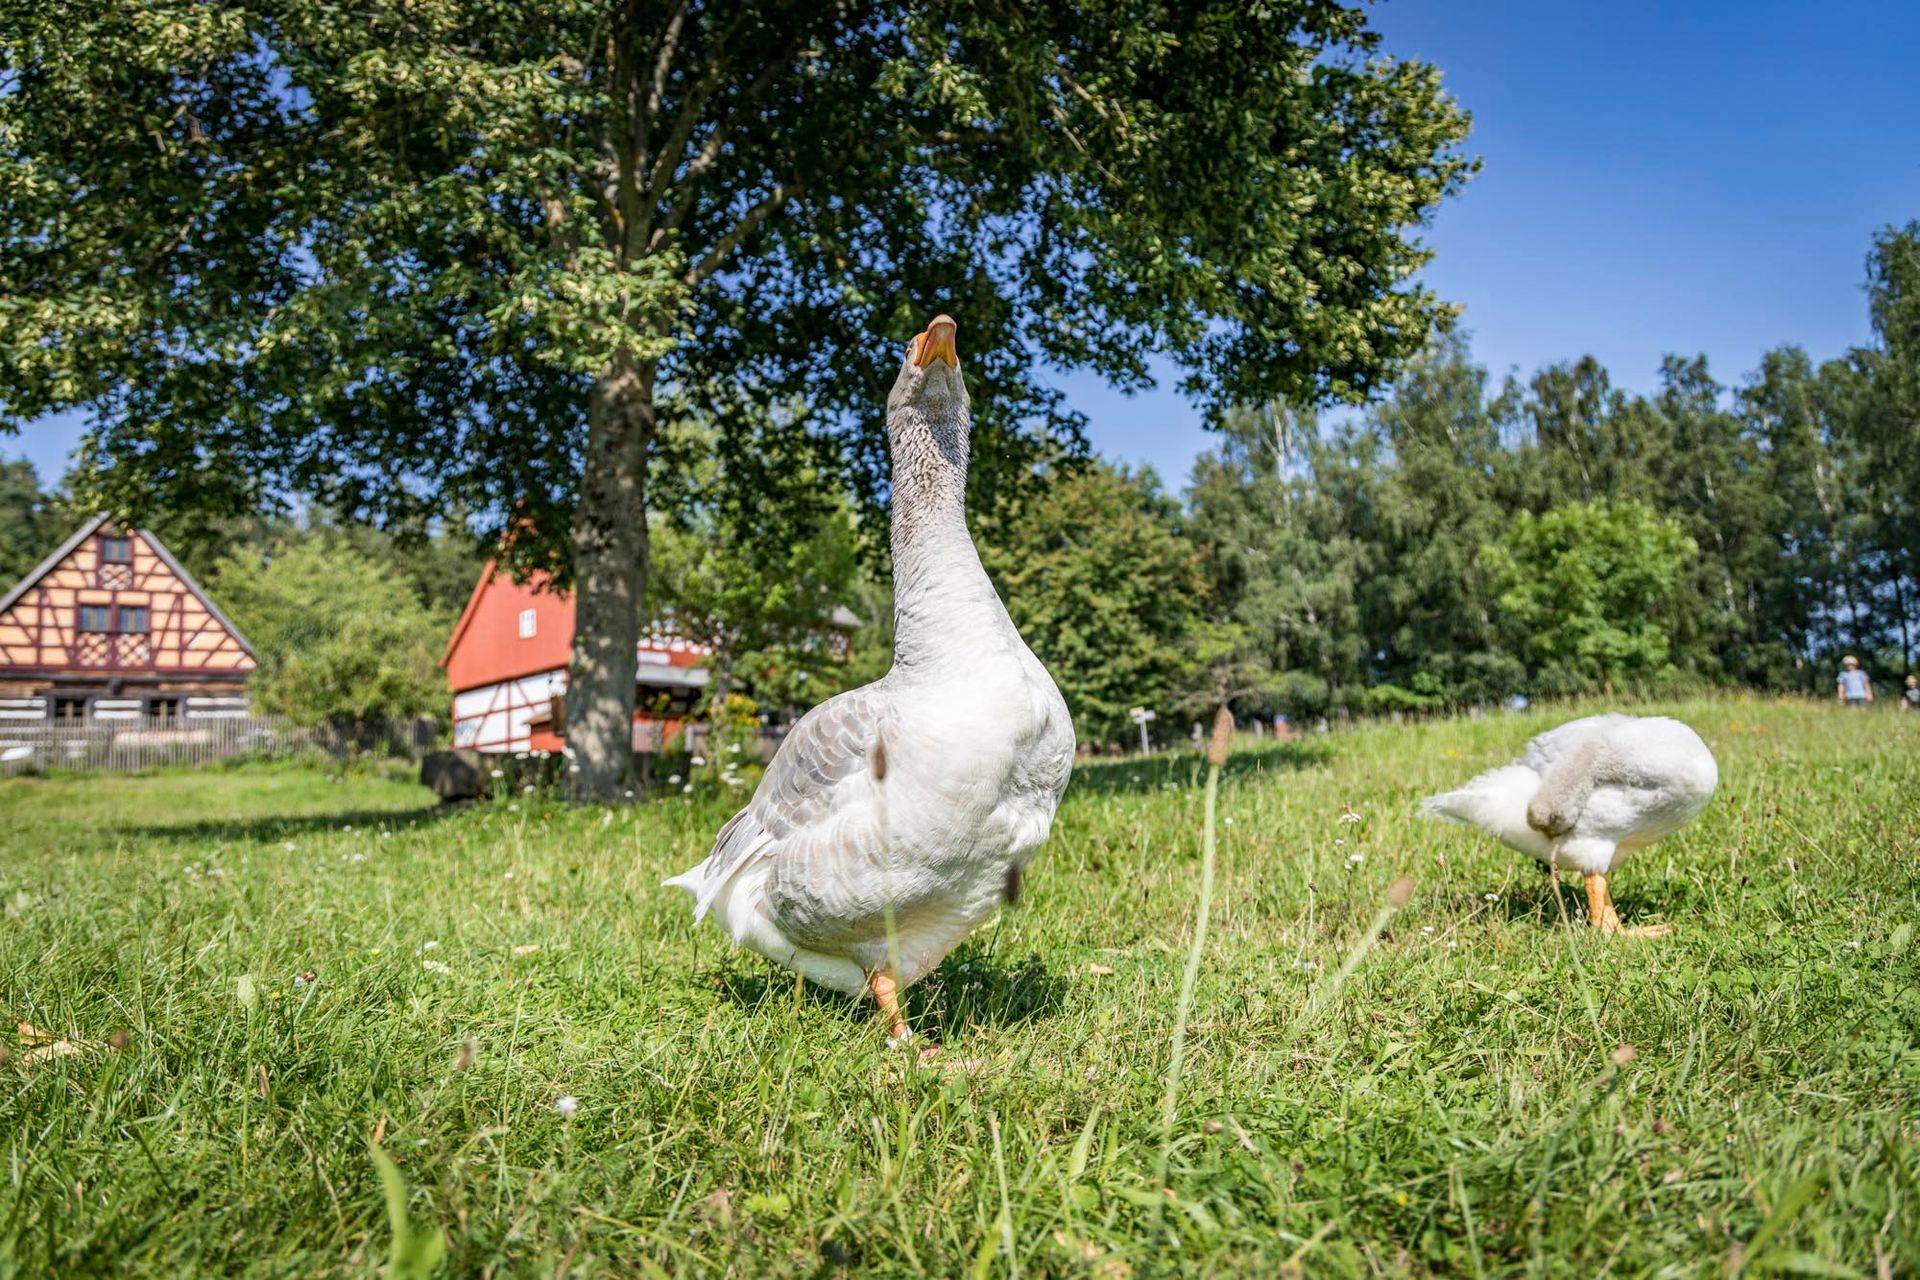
<box><xmin>1420</xmin><ymin>764</ymin><xmax>1540</xmax><ymax>841</ymax></box>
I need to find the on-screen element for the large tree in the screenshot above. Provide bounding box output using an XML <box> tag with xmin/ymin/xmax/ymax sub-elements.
<box><xmin>0</xmin><ymin>1</ymin><xmax>1471</xmax><ymax>798</ymax></box>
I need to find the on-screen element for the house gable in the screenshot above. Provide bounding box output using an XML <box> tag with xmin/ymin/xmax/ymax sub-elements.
<box><xmin>441</xmin><ymin>561</ymin><xmax>576</xmax><ymax>694</ymax></box>
<box><xmin>0</xmin><ymin>516</ymin><xmax>257</xmax><ymax>679</ymax></box>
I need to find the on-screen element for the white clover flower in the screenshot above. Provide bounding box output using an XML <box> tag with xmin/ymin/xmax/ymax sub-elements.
<box><xmin>282</xmin><ymin>842</ymin><xmax>296</xmax><ymax>852</ymax></box>
<box><xmin>555</xmin><ymin>1095</ymin><xmax>578</xmax><ymax>1118</ymax></box>
<box><xmin>728</xmin><ymin>744</ymin><xmax>742</xmax><ymax>754</ymax></box>
<box><xmin>1421</xmin><ymin>926</ymin><xmax>1434</xmax><ymax>935</ymax></box>
<box><xmin>690</xmin><ymin>755</ymin><xmax>706</xmax><ymax>766</ymax></box>
<box><xmin>490</xmin><ymin>769</ymin><xmax>504</xmax><ymax>778</ymax></box>
<box><xmin>682</xmin><ymin>784</ymin><xmax>694</xmax><ymax>794</ymax></box>
<box><xmin>522</xmin><ymin>783</ymin><xmax>535</xmax><ymax>794</ymax></box>
<box><xmin>350</xmin><ymin>852</ymin><xmax>367</xmax><ymax>863</ymax></box>
<box><xmin>624</xmin><ymin>789</ymin><xmax>634</xmax><ymax>798</ymax></box>
<box><xmin>1223</xmin><ymin>817</ymin><xmax>1234</xmax><ymax>826</ymax></box>
<box><xmin>508</xmin><ymin>803</ymin><xmax>520</xmax><ymax>812</ymax></box>
<box><xmin>421</xmin><ymin>959</ymin><xmax>451</xmax><ymax>975</ymax></box>
<box><xmin>422</xmin><ymin>940</ymin><xmax>439</xmax><ymax>951</ymax></box>
<box><xmin>667</xmin><ymin>774</ymin><xmax>682</xmax><ymax>784</ymax></box>
<box><xmin>1483</xmin><ymin>893</ymin><xmax>1499</xmax><ymax>902</ymax></box>
<box><xmin>1347</xmin><ymin>853</ymin><xmax>1364</xmax><ymax>864</ymax></box>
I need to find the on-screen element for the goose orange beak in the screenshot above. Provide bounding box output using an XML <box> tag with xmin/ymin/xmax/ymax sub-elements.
<box><xmin>912</xmin><ymin>315</ymin><xmax>958</xmax><ymax>368</ymax></box>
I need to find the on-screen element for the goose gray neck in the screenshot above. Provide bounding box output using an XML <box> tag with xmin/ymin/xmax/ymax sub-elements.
<box><xmin>887</xmin><ymin>403</ymin><xmax>1008</xmax><ymax>673</ymax></box>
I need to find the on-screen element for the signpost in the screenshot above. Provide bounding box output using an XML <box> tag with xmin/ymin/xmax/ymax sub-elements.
<box><xmin>1129</xmin><ymin>706</ymin><xmax>1156</xmax><ymax>756</ymax></box>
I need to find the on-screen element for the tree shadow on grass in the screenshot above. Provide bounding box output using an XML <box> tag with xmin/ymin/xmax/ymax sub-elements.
<box><xmin>711</xmin><ymin>941</ymin><xmax>1069</xmax><ymax>1043</ymax></box>
<box><xmin>1068</xmin><ymin>740</ymin><xmax>1332</xmax><ymax>797</ymax></box>
<box><xmin>118</xmin><ymin>806</ymin><xmax>452</xmax><ymax>846</ymax></box>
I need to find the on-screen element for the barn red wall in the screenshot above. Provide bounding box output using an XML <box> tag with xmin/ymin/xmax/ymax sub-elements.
<box><xmin>443</xmin><ymin>565</ymin><xmax>576</xmax><ymax>693</ymax></box>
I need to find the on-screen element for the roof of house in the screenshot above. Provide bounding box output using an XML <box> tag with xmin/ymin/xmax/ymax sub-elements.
<box><xmin>0</xmin><ymin>514</ymin><xmax>256</xmax><ymax>658</ymax></box>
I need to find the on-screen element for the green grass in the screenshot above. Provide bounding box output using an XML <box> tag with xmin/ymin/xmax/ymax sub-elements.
<box><xmin>2</xmin><ymin>698</ymin><xmax>1917</xmax><ymax>1277</ymax></box>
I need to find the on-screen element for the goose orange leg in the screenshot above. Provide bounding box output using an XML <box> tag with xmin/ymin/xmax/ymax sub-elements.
<box><xmin>1583</xmin><ymin>872</ymin><xmax>1671</xmax><ymax>938</ymax></box>
<box><xmin>868</xmin><ymin>971</ymin><xmax>913</xmax><ymax>1046</ymax></box>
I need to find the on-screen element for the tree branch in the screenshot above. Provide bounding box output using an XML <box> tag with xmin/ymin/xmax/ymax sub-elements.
<box><xmin>657</xmin><ymin>26</ymin><xmax>811</xmax><ymax>239</ymax></box>
<box><xmin>683</xmin><ymin>180</ymin><xmax>804</xmax><ymax>287</ymax></box>
<box><xmin>625</xmin><ymin>0</ymin><xmax>687</xmax><ymax>253</ymax></box>
<box><xmin>641</xmin><ymin>7</ymin><xmax>749</xmax><ymax>229</ymax></box>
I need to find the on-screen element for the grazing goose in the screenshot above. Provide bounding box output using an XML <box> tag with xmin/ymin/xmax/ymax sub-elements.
<box><xmin>667</xmin><ymin>315</ymin><xmax>1076</xmax><ymax>1043</ymax></box>
<box><xmin>1420</xmin><ymin>714</ymin><xmax>1717</xmax><ymax>936</ymax></box>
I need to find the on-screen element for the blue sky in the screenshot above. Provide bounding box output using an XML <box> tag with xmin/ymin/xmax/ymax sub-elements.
<box><xmin>9</xmin><ymin>0</ymin><xmax>1919</xmax><ymax>494</ymax></box>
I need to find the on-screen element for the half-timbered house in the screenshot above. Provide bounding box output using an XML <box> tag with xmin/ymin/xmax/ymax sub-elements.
<box><xmin>0</xmin><ymin>515</ymin><xmax>256</xmax><ymax>725</ymax></box>
<box><xmin>441</xmin><ymin>561</ymin><xmax>860</xmax><ymax>756</ymax></box>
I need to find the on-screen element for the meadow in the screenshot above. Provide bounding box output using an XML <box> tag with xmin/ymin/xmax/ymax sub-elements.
<box><xmin>1</xmin><ymin>698</ymin><xmax>1916</xmax><ymax>1277</ymax></box>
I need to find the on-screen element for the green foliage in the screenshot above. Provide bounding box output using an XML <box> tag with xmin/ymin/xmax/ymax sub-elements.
<box><xmin>1180</xmin><ymin>235</ymin><xmax>1920</xmax><ymax>709</ymax></box>
<box><xmin>1483</xmin><ymin>500</ymin><xmax>1695</xmax><ymax>690</ymax></box>
<box><xmin>1</xmin><ymin>699</ymin><xmax>1916</xmax><ymax>1274</ymax></box>
<box><xmin>647</xmin><ymin>415</ymin><xmax>862</xmax><ymax>716</ymax></box>
<box><xmin>0</xmin><ymin>458</ymin><xmax>63</xmax><ymax>588</ymax></box>
<box><xmin>980</xmin><ymin>461</ymin><xmax>1221</xmax><ymax>744</ymax></box>
<box><xmin>211</xmin><ymin>536</ymin><xmax>450</xmax><ymax>727</ymax></box>
<box><xmin>1</xmin><ymin>0</ymin><xmax>1472</xmax><ymax>575</ymax></box>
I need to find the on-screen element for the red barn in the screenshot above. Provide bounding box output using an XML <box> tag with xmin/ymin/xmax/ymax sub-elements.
<box><xmin>0</xmin><ymin>514</ymin><xmax>256</xmax><ymax>724</ymax></box>
<box><xmin>442</xmin><ymin>562</ymin><xmax>713</xmax><ymax>754</ymax></box>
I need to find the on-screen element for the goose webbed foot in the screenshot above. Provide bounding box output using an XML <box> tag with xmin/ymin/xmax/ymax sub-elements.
<box><xmin>1582</xmin><ymin>872</ymin><xmax>1669</xmax><ymax>938</ymax></box>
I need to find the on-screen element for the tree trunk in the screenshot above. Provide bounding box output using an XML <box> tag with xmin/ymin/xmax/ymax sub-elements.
<box><xmin>566</xmin><ymin>351</ymin><xmax>654</xmax><ymax>803</ymax></box>
<box><xmin>708</xmin><ymin>640</ymin><xmax>736</xmax><ymax>717</ymax></box>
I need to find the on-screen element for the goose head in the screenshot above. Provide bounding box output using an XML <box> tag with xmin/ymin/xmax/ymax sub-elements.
<box><xmin>886</xmin><ymin>314</ymin><xmax>970</xmax><ymax>474</ymax></box>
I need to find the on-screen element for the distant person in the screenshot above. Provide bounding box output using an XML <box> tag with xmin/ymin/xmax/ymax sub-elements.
<box><xmin>1903</xmin><ymin>673</ymin><xmax>1919</xmax><ymax>713</ymax></box>
<box><xmin>1836</xmin><ymin>656</ymin><xmax>1873</xmax><ymax>708</ymax></box>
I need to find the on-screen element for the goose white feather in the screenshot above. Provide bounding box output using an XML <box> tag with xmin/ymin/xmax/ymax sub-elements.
<box><xmin>667</xmin><ymin>316</ymin><xmax>1076</xmax><ymax>1012</ymax></box>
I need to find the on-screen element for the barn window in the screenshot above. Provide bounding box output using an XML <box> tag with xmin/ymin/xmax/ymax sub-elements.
<box><xmin>78</xmin><ymin>605</ymin><xmax>111</xmax><ymax>632</ymax></box>
<box><xmin>118</xmin><ymin>606</ymin><xmax>150</xmax><ymax>633</ymax></box>
<box><xmin>100</xmin><ymin>536</ymin><xmax>132</xmax><ymax>563</ymax></box>
<box><xmin>52</xmin><ymin>696</ymin><xmax>87</xmax><ymax>724</ymax></box>
<box><xmin>518</xmin><ymin>608</ymin><xmax>538</xmax><ymax>639</ymax></box>
<box><xmin>148</xmin><ymin>696</ymin><xmax>181</xmax><ymax>726</ymax></box>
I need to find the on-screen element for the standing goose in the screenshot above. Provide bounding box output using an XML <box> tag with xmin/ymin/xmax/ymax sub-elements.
<box><xmin>1420</xmin><ymin>714</ymin><xmax>1717</xmax><ymax>935</ymax></box>
<box><xmin>667</xmin><ymin>315</ymin><xmax>1076</xmax><ymax>1043</ymax></box>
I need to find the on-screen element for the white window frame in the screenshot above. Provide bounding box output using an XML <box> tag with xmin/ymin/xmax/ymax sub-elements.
<box><xmin>518</xmin><ymin>608</ymin><xmax>538</xmax><ymax>639</ymax></box>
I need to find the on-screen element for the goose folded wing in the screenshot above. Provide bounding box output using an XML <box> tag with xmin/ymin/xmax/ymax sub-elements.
<box><xmin>700</xmin><ymin>687</ymin><xmax>895</xmax><ymax>939</ymax></box>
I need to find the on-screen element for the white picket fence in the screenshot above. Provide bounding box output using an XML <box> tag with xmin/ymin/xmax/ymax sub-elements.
<box><xmin>0</xmin><ymin>715</ymin><xmax>315</xmax><ymax>776</ymax></box>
